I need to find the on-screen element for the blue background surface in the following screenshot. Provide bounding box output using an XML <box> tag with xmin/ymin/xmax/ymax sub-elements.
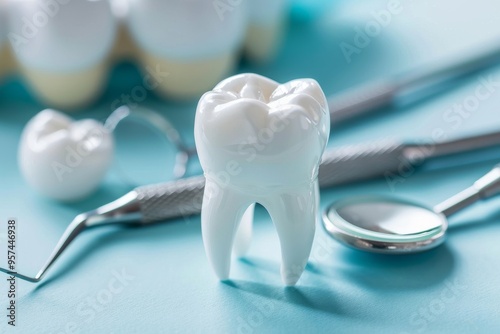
<box><xmin>1</xmin><ymin>0</ymin><xmax>500</xmax><ymax>333</ymax></box>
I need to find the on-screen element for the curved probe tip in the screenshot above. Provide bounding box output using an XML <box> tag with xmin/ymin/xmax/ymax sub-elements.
<box><xmin>0</xmin><ymin>267</ymin><xmax>40</xmax><ymax>283</ymax></box>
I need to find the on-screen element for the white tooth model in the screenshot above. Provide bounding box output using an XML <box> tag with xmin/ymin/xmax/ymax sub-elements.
<box><xmin>195</xmin><ymin>73</ymin><xmax>330</xmax><ymax>285</ymax></box>
<box><xmin>19</xmin><ymin>109</ymin><xmax>114</xmax><ymax>201</ymax></box>
<box><xmin>245</xmin><ymin>0</ymin><xmax>288</xmax><ymax>62</ymax></box>
<box><xmin>126</xmin><ymin>0</ymin><xmax>247</xmax><ymax>99</ymax></box>
<box><xmin>6</xmin><ymin>0</ymin><xmax>117</xmax><ymax>109</ymax></box>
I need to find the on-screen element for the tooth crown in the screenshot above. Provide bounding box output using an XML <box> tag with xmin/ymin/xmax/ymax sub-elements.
<box><xmin>7</xmin><ymin>0</ymin><xmax>117</xmax><ymax>72</ymax></box>
<box><xmin>127</xmin><ymin>0</ymin><xmax>248</xmax><ymax>60</ymax></box>
<box><xmin>19</xmin><ymin>109</ymin><xmax>114</xmax><ymax>201</ymax></box>
<box><xmin>195</xmin><ymin>73</ymin><xmax>330</xmax><ymax>188</ymax></box>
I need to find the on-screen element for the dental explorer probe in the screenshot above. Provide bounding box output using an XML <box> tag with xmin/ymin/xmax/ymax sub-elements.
<box><xmin>329</xmin><ymin>42</ymin><xmax>500</xmax><ymax>125</ymax></box>
<box><xmin>2</xmin><ymin>129</ymin><xmax>500</xmax><ymax>283</ymax></box>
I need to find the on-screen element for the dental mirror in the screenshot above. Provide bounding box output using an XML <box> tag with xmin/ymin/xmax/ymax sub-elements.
<box><xmin>322</xmin><ymin>164</ymin><xmax>500</xmax><ymax>254</ymax></box>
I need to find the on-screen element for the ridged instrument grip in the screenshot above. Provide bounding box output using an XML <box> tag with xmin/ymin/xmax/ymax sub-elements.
<box><xmin>135</xmin><ymin>175</ymin><xmax>206</xmax><ymax>223</ymax></box>
<box><xmin>318</xmin><ymin>141</ymin><xmax>408</xmax><ymax>187</ymax></box>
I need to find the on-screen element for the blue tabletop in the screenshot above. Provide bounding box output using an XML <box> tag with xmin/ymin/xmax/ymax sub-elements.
<box><xmin>1</xmin><ymin>0</ymin><xmax>500</xmax><ymax>333</ymax></box>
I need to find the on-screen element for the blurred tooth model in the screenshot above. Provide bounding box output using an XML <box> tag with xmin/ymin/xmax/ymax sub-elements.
<box><xmin>1</xmin><ymin>1</ymin><xmax>289</xmax><ymax>107</ymax></box>
<box><xmin>18</xmin><ymin>109</ymin><xmax>114</xmax><ymax>201</ymax></box>
<box><xmin>126</xmin><ymin>0</ymin><xmax>247</xmax><ymax>99</ymax></box>
<box><xmin>195</xmin><ymin>73</ymin><xmax>330</xmax><ymax>285</ymax></box>
<box><xmin>245</xmin><ymin>0</ymin><xmax>288</xmax><ymax>62</ymax></box>
<box><xmin>7</xmin><ymin>0</ymin><xmax>117</xmax><ymax>109</ymax></box>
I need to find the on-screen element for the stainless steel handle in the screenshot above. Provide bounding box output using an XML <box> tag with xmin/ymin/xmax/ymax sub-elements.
<box><xmin>428</xmin><ymin>130</ymin><xmax>500</xmax><ymax>158</ymax></box>
<box><xmin>329</xmin><ymin>81</ymin><xmax>399</xmax><ymax>125</ymax></box>
<box><xmin>434</xmin><ymin>165</ymin><xmax>500</xmax><ymax>217</ymax></box>
<box><xmin>328</xmin><ymin>42</ymin><xmax>500</xmax><ymax>126</ymax></box>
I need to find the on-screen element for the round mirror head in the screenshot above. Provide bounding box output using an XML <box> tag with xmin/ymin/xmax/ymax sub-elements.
<box><xmin>322</xmin><ymin>196</ymin><xmax>448</xmax><ymax>254</ymax></box>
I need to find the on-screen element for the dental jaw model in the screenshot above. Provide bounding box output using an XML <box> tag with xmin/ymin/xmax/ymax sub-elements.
<box><xmin>1</xmin><ymin>1</ymin><xmax>290</xmax><ymax>106</ymax></box>
<box><xmin>245</xmin><ymin>0</ymin><xmax>288</xmax><ymax>62</ymax></box>
<box><xmin>195</xmin><ymin>73</ymin><xmax>330</xmax><ymax>285</ymax></box>
<box><xmin>7</xmin><ymin>0</ymin><xmax>117</xmax><ymax>109</ymax></box>
<box><xmin>18</xmin><ymin>109</ymin><xmax>114</xmax><ymax>202</ymax></box>
<box><xmin>126</xmin><ymin>0</ymin><xmax>247</xmax><ymax>99</ymax></box>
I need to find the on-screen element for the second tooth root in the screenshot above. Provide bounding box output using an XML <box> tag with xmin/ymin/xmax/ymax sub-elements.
<box><xmin>195</xmin><ymin>73</ymin><xmax>331</xmax><ymax>286</ymax></box>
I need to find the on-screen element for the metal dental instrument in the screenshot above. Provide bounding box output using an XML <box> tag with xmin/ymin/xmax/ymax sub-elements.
<box><xmin>322</xmin><ymin>163</ymin><xmax>500</xmax><ymax>254</ymax></box>
<box><xmin>3</xmin><ymin>130</ymin><xmax>500</xmax><ymax>282</ymax></box>
<box><xmin>105</xmin><ymin>105</ymin><xmax>197</xmax><ymax>180</ymax></box>
<box><xmin>329</xmin><ymin>43</ymin><xmax>500</xmax><ymax>125</ymax></box>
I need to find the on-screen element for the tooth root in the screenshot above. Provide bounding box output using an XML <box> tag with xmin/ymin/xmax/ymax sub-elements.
<box><xmin>201</xmin><ymin>180</ymin><xmax>251</xmax><ymax>280</ymax></box>
<box><xmin>18</xmin><ymin>64</ymin><xmax>108</xmax><ymax>110</ymax></box>
<box><xmin>245</xmin><ymin>0</ymin><xmax>288</xmax><ymax>62</ymax></box>
<box><xmin>137</xmin><ymin>51</ymin><xmax>236</xmax><ymax>99</ymax></box>
<box><xmin>6</xmin><ymin>0</ymin><xmax>116</xmax><ymax>109</ymax></box>
<box><xmin>127</xmin><ymin>0</ymin><xmax>246</xmax><ymax>99</ymax></box>
<box><xmin>233</xmin><ymin>204</ymin><xmax>255</xmax><ymax>258</ymax></box>
<box><xmin>245</xmin><ymin>21</ymin><xmax>285</xmax><ymax>62</ymax></box>
<box><xmin>264</xmin><ymin>182</ymin><xmax>318</xmax><ymax>286</ymax></box>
